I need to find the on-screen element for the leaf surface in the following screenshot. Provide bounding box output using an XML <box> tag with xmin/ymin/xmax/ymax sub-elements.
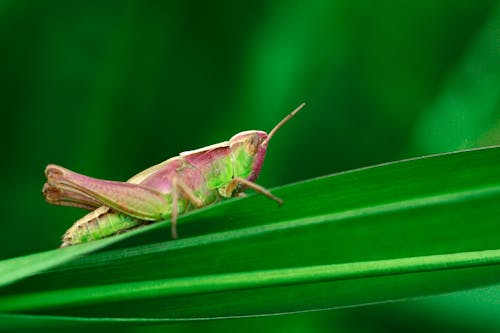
<box><xmin>1</xmin><ymin>147</ymin><xmax>499</xmax><ymax>325</ymax></box>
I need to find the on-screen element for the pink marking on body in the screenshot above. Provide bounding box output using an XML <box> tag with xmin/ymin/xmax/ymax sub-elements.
<box><xmin>183</xmin><ymin>146</ymin><xmax>231</xmax><ymax>169</ymax></box>
<box><xmin>138</xmin><ymin>158</ymin><xmax>183</xmax><ymax>193</ymax></box>
<box><xmin>248</xmin><ymin>144</ymin><xmax>268</xmax><ymax>182</ymax></box>
<box><xmin>137</xmin><ymin>152</ymin><xmax>218</xmax><ymax>198</ymax></box>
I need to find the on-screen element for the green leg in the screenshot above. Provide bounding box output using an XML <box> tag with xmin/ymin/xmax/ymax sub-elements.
<box><xmin>45</xmin><ymin>164</ymin><xmax>170</xmax><ymax>221</ymax></box>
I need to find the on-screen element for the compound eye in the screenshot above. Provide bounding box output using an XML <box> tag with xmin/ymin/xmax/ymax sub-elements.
<box><xmin>245</xmin><ymin>135</ymin><xmax>260</xmax><ymax>155</ymax></box>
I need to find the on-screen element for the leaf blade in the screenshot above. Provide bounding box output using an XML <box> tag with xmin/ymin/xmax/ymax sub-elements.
<box><xmin>1</xmin><ymin>146</ymin><xmax>499</xmax><ymax>322</ymax></box>
<box><xmin>1</xmin><ymin>249</ymin><xmax>499</xmax><ymax>313</ymax></box>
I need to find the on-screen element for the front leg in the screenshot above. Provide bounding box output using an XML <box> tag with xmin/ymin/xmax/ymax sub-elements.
<box><xmin>227</xmin><ymin>177</ymin><xmax>283</xmax><ymax>205</ymax></box>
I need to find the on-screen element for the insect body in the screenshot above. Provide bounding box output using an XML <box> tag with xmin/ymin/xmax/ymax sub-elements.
<box><xmin>43</xmin><ymin>103</ymin><xmax>305</xmax><ymax>247</ymax></box>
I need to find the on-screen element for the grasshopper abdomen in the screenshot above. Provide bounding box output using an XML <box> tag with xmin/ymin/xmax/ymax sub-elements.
<box><xmin>60</xmin><ymin>206</ymin><xmax>141</xmax><ymax>247</ymax></box>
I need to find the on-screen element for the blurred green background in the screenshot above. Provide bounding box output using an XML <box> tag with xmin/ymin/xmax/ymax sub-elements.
<box><xmin>1</xmin><ymin>0</ymin><xmax>499</xmax><ymax>332</ymax></box>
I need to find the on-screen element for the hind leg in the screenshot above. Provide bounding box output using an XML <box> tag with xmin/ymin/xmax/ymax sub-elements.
<box><xmin>44</xmin><ymin>164</ymin><xmax>170</xmax><ymax>221</ymax></box>
<box><xmin>43</xmin><ymin>182</ymin><xmax>102</xmax><ymax>211</ymax></box>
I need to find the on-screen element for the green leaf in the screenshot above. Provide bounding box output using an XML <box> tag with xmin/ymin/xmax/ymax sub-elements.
<box><xmin>1</xmin><ymin>146</ymin><xmax>499</xmax><ymax>325</ymax></box>
<box><xmin>0</xmin><ymin>234</ymin><xmax>126</xmax><ymax>288</ymax></box>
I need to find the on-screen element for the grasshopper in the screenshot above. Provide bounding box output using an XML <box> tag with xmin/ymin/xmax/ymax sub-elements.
<box><xmin>43</xmin><ymin>103</ymin><xmax>305</xmax><ymax>247</ymax></box>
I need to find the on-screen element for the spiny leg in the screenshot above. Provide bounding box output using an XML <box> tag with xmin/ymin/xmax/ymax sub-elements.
<box><xmin>170</xmin><ymin>177</ymin><xmax>204</xmax><ymax>239</ymax></box>
<box><xmin>229</xmin><ymin>177</ymin><xmax>283</xmax><ymax>205</ymax></box>
<box><xmin>45</xmin><ymin>164</ymin><xmax>170</xmax><ymax>220</ymax></box>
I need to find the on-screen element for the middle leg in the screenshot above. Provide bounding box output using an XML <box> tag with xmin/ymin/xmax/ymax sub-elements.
<box><xmin>170</xmin><ymin>177</ymin><xmax>205</xmax><ymax>239</ymax></box>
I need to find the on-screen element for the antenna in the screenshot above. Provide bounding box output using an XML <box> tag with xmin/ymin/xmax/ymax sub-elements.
<box><xmin>262</xmin><ymin>102</ymin><xmax>305</xmax><ymax>147</ymax></box>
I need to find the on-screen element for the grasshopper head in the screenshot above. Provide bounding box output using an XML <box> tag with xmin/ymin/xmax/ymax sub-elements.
<box><xmin>229</xmin><ymin>103</ymin><xmax>305</xmax><ymax>182</ymax></box>
<box><xmin>229</xmin><ymin>130</ymin><xmax>269</xmax><ymax>182</ymax></box>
